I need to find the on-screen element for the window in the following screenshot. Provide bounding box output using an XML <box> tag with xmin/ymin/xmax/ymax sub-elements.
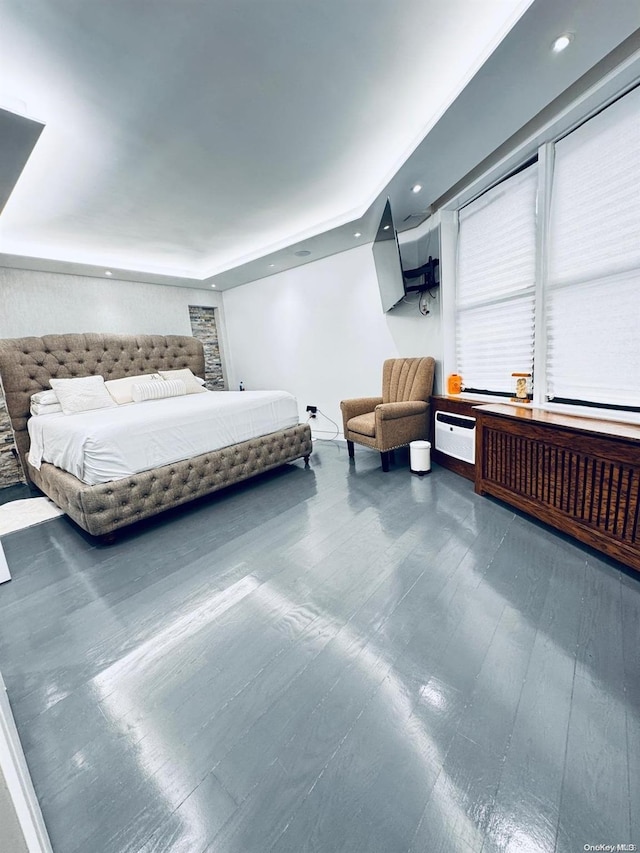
<box><xmin>546</xmin><ymin>85</ymin><xmax>640</xmax><ymax>410</ymax></box>
<box><xmin>452</xmin><ymin>83</ymin><xmax>640</xmax><ymax>415</ymax></box>
<box><xmin>455</xmin><ymin>164</ymin><xmax>537</xmax><ymax>396</ymax></box>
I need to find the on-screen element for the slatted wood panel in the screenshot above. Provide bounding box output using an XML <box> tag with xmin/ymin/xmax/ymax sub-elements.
<box><xmin>476</xmin><ymin>405</ymin><xmax>640</xmax><ymax>572</ymax></box>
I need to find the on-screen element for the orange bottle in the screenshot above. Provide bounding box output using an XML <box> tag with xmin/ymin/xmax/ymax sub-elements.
<box><xmin>447</xmin><ymin>374</ymin><xmax>462</xmax><ymax>395</ymax></box>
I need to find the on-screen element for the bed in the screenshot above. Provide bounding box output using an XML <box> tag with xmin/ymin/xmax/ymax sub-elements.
<box><xmin>0</xmin><ymin>333</ymin><xmax>312</xmax><ymax>537</ymax></box>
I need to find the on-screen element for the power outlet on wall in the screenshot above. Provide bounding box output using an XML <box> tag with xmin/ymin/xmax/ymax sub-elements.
<box><xmin>306</xmin><ymin>405</ymin><xmax>317</xmax><ymax>418</ymax></box>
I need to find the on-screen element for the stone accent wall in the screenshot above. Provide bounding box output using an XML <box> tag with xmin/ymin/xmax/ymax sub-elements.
<box><xmin>0</xmin><ymin>392</ymin><xmax>24</xmax><ymax>488</ymax></box>
<box><xmin>188</xmin><ymin>306</ymin><xmax>226</xmax><ymax>390</ymax></box>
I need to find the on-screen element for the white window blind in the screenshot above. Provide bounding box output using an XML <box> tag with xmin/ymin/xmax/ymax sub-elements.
<box><xmin>456</xmin><ymin>164</ymin><xmax>537</xmax><ymax>394</ymax></box>
<box><xmin>547</xmin><ymin>85</ymin><xmax>640</xmax><ymax>408</ymax></box>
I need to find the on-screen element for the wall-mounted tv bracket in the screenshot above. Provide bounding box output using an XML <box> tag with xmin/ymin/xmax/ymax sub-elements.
<box><xmin>403</xmin><ymin>257</ymin><xmax>440</xmax><ymax>293</ymax></box>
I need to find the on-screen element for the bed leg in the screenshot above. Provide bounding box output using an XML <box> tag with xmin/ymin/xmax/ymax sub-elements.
<box><xmin>304</xmin><ymin>455</ymin><xmax>310</xmax><ymax>467</ymax></box>
<box><xmin>100</xmin><ymin>532</ymin><xmax>117</xmax><ymax>546</ymax></box>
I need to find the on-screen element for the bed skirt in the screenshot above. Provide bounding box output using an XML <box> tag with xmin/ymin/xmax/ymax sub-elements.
<box><xmin>28</xmin><ymin>424</ymin><xmax>313</xmax><ymax>537</ymax></box>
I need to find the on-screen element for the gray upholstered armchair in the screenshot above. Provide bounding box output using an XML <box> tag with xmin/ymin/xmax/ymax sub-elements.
<box><xmin>340</xmin><ymin>357</ymin><xmax>435</xmax><ymax>471</ymax></box>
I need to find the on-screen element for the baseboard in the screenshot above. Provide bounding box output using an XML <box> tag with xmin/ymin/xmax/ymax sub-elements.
<box><xmin>0</xmin><ymin>673</ymin><xmax>52</xmax><ymax>852</ymax></box>
<box><xmin>0</xmin><ymin>541</ymin><xmax>10</xmax><ymax>584</ymax></box>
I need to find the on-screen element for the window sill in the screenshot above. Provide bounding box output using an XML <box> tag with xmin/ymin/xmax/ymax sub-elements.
<box><xmin>456</xmin><ymin>393</ymin><xmax>522</xmax><ymax>406</ymax></box>
<box><xmin>454</xmin><ymin>394</ymin><xmax>640</xmax><ymax>426</ymax></box>
<box><xmin>544</xmin><ymin>402</ymin><xmax>640</xmax><ymax>427</ymax></box>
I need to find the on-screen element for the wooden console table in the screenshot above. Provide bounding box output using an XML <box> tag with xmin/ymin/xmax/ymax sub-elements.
<box><xmin>475</xmin><ymin>404</ymin><xmax>640</xmax><ymax>573</ymax></box>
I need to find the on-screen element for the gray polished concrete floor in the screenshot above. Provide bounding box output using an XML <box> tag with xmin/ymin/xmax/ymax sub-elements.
<box><xmin>0</xmin><ymin>444</ymin><xmax>638</xmax><ymax>853</ymax></box>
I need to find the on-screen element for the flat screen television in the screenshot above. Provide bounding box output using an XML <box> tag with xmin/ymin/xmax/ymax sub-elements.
<box><xmin>372</xmin><ymin>199</ymin><xmax>405</xmax><ymax>313</ymax></box>
<box><xmin>372</xmin><ymin>199</ymin><xmax>440</xmax><ymax>313</ymax></box>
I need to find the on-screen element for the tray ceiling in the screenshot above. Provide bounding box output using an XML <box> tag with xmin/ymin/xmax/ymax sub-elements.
<box><xmin>0</xmin><ymin>0</ymin><xmax>638</xmax><ymax>289</ymax></box>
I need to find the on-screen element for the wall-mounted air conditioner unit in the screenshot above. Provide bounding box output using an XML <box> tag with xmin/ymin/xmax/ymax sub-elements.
<box><xmin>435</xmin><ymin>411</ymin><xmax>476</xmax><ymax>464</ymax></box>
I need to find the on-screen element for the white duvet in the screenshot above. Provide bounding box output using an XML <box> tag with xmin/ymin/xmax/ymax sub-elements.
<box><xmin>28</xmin><ymin>390</ymin><xmax>300</xmax><ymax>485</ymax></box>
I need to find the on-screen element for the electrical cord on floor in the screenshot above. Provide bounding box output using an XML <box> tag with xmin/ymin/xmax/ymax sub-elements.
<box><xmin>307</xmin><ymin>408</ymin><xmax>340</xmax><ymax>441</ymax></box>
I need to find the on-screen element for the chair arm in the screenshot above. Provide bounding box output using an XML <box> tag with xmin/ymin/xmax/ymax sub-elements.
<box><xmin>375</xmin><ymin>401</ymin><xmax>428</xmax><ymax>421</ymax></box>
<box><xmin>340</xmin><ymin>397</ymin><xmax>384</xmax><ymax>421</ymax></box>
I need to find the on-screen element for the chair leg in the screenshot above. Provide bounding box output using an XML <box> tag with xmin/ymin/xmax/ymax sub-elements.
<box><xmin>347</xmin><ymin>440</ymin><xmax>355</xmax><ymax>459</ymax></box>
<box><xmin>380</xmin><ymin>451</ymin><xmax>390</xmax><ymax>472</ymax></box>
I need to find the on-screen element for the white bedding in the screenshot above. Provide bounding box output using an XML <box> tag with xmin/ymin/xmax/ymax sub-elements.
<box><xmin>28</xmin><ymin>390</ymin><xmax>300</xmax><ymax>485</ymax></box>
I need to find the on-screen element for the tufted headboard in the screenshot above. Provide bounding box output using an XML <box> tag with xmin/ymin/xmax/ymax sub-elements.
<box><xmin>0</xmin><ymin>333</ymin><xmax>205</xmax><ymax>483</ymax></box>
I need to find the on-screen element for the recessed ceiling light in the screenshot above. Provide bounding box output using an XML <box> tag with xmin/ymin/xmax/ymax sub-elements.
<box><xmin>104</xmin><ymin>270</ymin><xmax>112</xmax><ymax>276</ymax></box>
<box><xmin>354</xmin><ymin>232</ymin><xmax>362</xmax><ymax>238</ymax></box>
<box><xmin>268</xmin><ymin>263</ymin><xmax>275</xmax><ymax>268</ymax></box>
<box><xmin>552</xmin><ymin>33</ymin><xmax>573</xmax><ymax>52</ymax></box>
<box><xmin>411</xmin><ymin>184</ymin><xmax>422</xmax><ymax>194</ymax></box>
<box><xmin>383</xmin><ymin>225</ymin><xmax>390</xmax><ymax>231</ymax></box>
<box><xmin>294</xmin><ymin>249</ymin><xmax>311</xmax><ymax>257</ymax></box>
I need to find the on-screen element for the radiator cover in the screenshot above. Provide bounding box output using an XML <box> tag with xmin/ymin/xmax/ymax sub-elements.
<box><xmin>475</xmin><ymin>405</ymin><xmax>640</xmax><ymax>573</ymax></box>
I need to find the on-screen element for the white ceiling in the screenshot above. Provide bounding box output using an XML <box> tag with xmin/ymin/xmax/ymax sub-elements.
<box><xmin>0</xmin><ymin>0</ymin><xmax>639</xmax><ymax>290</ymax></box>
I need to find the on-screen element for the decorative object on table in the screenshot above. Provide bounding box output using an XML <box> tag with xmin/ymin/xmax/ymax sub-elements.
<box><xmin>511</xmin><ymin>372</ymin><xmax>532</xmax><ymax>403</ymax></box>
<box><xmin>447</xmin><ymin>374</ymin><xmax>463</xmax><ymax>395</ymax></box>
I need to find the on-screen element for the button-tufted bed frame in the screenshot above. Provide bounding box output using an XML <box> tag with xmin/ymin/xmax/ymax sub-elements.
<box><xmin>0</xmin><ymin>333</ymin><xmax>312</xmax><ymax>537</ymax></box>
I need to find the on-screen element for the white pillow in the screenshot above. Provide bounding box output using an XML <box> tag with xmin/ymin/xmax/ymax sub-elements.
<box><xmin>132</xmin><ymin>378</ymin><xmax>187</xmax><ymax>402</ymax></box>
<box><xmin>31</xmin><ymin>389</ymin><xmax>59</xmax><ymax>406</ymax></box>
<box><xmin>158</xmin><ymin>368</ymin><xmax>207</xmax><ymax>394</ymax></box>
<box><xmin>104</xmin><ymin>372</ymin><xmax>164</xmax><ymax>405</ymax></box>
<box><xmin>30</xmin><ymin>401</ymin><xmax>63</xmax><ymax>416</ymax></box>
<box><xmin>49</xmin><ymin>376</ymin><xmax>118</xmax><ymax>415</ymax></box>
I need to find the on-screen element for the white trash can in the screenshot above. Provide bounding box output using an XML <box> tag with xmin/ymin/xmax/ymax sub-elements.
<box><xmin>410</xmin><ymin>440</ymin><xmax>431</xmax><ymax>475</ymax></box>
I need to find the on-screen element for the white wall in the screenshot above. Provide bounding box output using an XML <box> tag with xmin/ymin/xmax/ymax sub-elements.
<box><xmin>222</xmin><ymin>244</ymin><xmax>442</xmax><ymax>437</ymax></box>
<box><xmin>0</xmin><ymin>267</ymin><xmax>229</xmax><ymax>373</ymax></box>
<box><xmin>0</xmin><ymin>255</ymin><xmax>441</xmax><ymax>440</ymax></box>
